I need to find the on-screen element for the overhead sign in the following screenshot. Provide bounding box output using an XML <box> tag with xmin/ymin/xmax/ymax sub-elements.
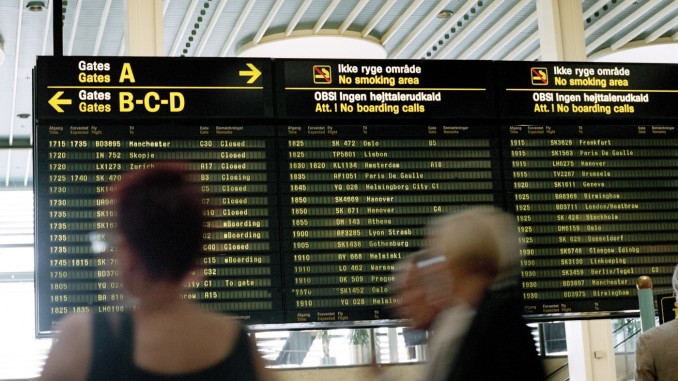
<box><xmin>35</xmin><ymin>56</ymin><xmax>273</xmax><ymax>120</ymax></box>
<box><xmin>496</xmin><ymin>61</ymin><xmax>678</xmax><ymax>121</ymax></box>
<box><xmin>274</xmin><ymin>59</ymin><xmax>495</xmax><ymax>120</ymax></box>
<box><xmin>33</xmin><ymin>57</ymin><xmax>678</xmax><ymax>333</ymax></box>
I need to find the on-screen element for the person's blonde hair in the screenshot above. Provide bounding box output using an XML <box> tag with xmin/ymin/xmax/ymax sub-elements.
<box><xmin>424</xmin><ymin>207</ymin><xmax>523</xmax><ymax>283</ymax></box>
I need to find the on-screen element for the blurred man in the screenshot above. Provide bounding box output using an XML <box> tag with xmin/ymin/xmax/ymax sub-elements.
<box><xmin>395</xmin><ymin>207</ymin><xmax>545</xmax><ymax>381</ymax></box>
<box><xmin>635</xmin><ymin>263</ymin><xmax>678</xmax><ymax>381</ymax></box>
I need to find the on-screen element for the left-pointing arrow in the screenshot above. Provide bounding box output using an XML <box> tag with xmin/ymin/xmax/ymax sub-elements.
<box><xmin>48</xmin><ymin>91</ymin><xmax>72</xmax><ymax>113</ymax></box>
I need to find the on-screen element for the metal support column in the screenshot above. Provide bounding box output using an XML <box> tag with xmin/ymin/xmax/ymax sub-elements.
<box><xmin>126</xmin><ymin>0</ymin><xmax>163</xmax><ymax>56</ymax></box>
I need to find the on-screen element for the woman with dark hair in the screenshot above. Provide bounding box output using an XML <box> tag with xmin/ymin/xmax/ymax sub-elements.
<box><xmin>40</xmin><ymin>162</ymin><xmax>276</xmax><ymax>381</ymax></box>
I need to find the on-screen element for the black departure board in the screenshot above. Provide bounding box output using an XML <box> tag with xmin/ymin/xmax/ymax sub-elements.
<box><xmin>278</xmin><ymin>124</ymin><xmax>501</xmax><ymax>322</ymax></box>
<box><xmin>273</xmin><ymin>60</ymin><xmax>500</xmax><ymax>322</ymax></box>
<box><xmin>34</xmin><ymin>56</ymin><xmax>678</xmax><ymax>334</ymax></box>
<box><xmin>497</xmin><ymin>61</ymin><xmax>678</xmax><ymax>317</ymax></box>
<box><xmin>34</xmin><ymin>56</ymin><xmax>282</xmax><ymax>334</ymax></box>
<box><xmin>34</xmin><ymin>123</ymin><xmax>283</xmax><ymax>329</ymax></box>
<box><xmin>503</xmin><ymin>124</ymin><xmax>678</xmax><ymax>315</ymax></box>
<box><xmin>35</xmin><ymin>121</ymin><xmax>499</xmax><ymax>332</ymax></box>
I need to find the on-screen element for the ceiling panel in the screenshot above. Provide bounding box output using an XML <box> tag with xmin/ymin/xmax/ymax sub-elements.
<box><xmin>0</xmin><ymin>0</ymin><xmax>677</xmax><ymax>189</ymax></box>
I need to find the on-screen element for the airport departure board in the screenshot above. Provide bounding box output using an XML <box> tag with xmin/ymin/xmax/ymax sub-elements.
<box><xmin>498</xmin><ymin>61</ymin><xmax>678</xmax><ymax>315</ymax></box>
<box><xmin>277</xmin><ymin>124</ymin><xmax>501</xmax><ymax>322</ymax></box>
<box><xmin>503</xmin><ymin>124</ymin><xmax>678</xmax><ymax>314</ymax></box>
<box><xmin>34</xmin><ymin>57</ymin><xmax>678</xmax><ymax>335</ymax></box>
<box><xmin>35</xmin><ymin>123</ymin><xmax>282</xmax><ymax>324</ymax></box>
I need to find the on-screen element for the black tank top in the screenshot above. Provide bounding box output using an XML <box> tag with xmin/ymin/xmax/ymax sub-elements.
<box><xmin>87</xmin><ymin>311</ymin><xmax>260</xmax><ymax>381</ymax></box>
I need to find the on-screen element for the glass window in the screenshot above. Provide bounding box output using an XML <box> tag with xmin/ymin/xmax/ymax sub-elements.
<box><xmin>0</xmin><ymin>190</ymin><xmax>51</xmax><ymax>380</ymax></box>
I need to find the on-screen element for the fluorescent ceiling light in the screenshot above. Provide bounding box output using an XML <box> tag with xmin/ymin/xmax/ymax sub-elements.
<box><xmin>238</xmin><ymin>31</ymin><xmax>386</xmax><ymax>59</ymax></box>
<box><xmin>591</xmin><ymin>41</ymin><xmax>678</xmax><ymax>63</ymax></box>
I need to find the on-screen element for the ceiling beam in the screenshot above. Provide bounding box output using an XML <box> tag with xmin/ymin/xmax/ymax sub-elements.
<box><xmin>389</xmin><ymin>0</ymin><xmax>449</xmax><ymax>59</ymax></box>
<box><xmin>582</xmin><ymin>0</ymin><xmax>609</xmax><ymax>20</ymax></box>
<box><xmin>381</xmin><ymin>0</ymin><xmax>424</xmax><ymax>46</ymax></box>
<box><xmin>439</xmin><ymin>0</ymin><xmax>503</xmax><ymax>59</ymax></box>
<box><xmin>524</xmin><ymin>46</ymin><xmax>541</xmax><ymax>62</ymax></box>
<box><xmin>339</xmin><ymin>0</ymin><xmax>370</xmax><ymax>34</ymax></box>
<box><xmin>480</xmin><ymin>10</ymin><xmax>536</xmax><ymax>60</ymax></box>
<box><xmin>219</xmin><ymin>0</ymin><xmax>256</xmax><ymax>56</ymax></box>
<box><xmin>195</xmin><ymin>0</ymin><xmax>228</xmax><ymax>56</ymax></box>
<box><xmin>505</xmin><ymin>30</ymin><xmax>538</xmax><ymax>60</ymax></box>
<box><xmin>586</xmin><ymin>2</ymin><xmax>645</xmax><ymax>55</ymax></box>
<box><xmin>410</xmin><ymin>1</ymin><xmax>477</xmax><ymax>59</ymax></box>
<box><xmin>286</xmin><ymin>0</ymin><xmax>312</xmax><ymax>36</ymax></box>
<box><xmin>9</xmin><ymin>0</ymin><xmax>25</xmax><ymax>147</ymax></box>
<box><xmin>66</xmin><ymin>0</ymin><xmax>83</xmax><ymax>55</ymax></box>
<box><xmin>458</xmin><ymin>0</ymin><xmax>531</xmax><ymax>60</ymax></box>
<box><xmin>361</xmin><ymin>0</ymin><xmax>397</xmax><ymax>37</ymax></box>
<box><xmin>23</xmin><ymin>150</ymin><xmax>31</xmax><ymax>187</ymax></box>
<box><xmin>313</xmin><ymin>0</ymin><xmax>340</xmax><ymax>34</ymax></box>
<box><xmin>584</xmin><ymin>0</ymin><xmax>635</xmax><ymax>39</ymax></box>
<box><xmin>93</xmin><ymin>0</ymin><xmax>113</xmax><ymax>55</ymax></box>
<box><xmin>254</xmin><ymin>0</ymin><xmax>285</xmax><ymax>44</ymax></box>
<box><xmin>611</xmin><ymin>2</ymin><xmax>677</xmax><ymax>51</ymax></box>
<box><xmin>41</xmin><ymin>0</ymin><xmax>53</xmax><ymax>55</ymax></box>
<box><xmin>169</xmin><ymin>0</ymin><xmax>199</xmax><ymax>56</ymax></box>
<box><xmin>645</xmin><ymin>14</ymin><xmax>678</xmax><ymax>43</ymax></box>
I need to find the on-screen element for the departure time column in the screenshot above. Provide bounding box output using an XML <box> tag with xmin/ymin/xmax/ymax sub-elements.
<box><xmin>40</xmin><ymin>125</ymin><xmax>126</xmax><ymax>323</ymax></box>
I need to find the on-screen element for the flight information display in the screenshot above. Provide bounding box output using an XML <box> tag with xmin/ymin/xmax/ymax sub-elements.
<box><xmin>35</xmin><ymin>121</ymin><xmax>499</xmax><ymax>332</ymax></box>
<box><xmin>35</xmin><ymin>123</ymin><xmax>283</xmax><ymax>331</ymax></box>
<box><xmin>34</xmin><ymin>56</ymin><xmax>281</xmax><ymax>334</ymax></box>
<box><xmin>278</xmin><ymin>124</ymin><xmax>501</xmax><ymax>322</ymax></box>
<box><xmin>497</xmin><ymin>61</ymin><xmax>678</xmax><ymax>317</ymax></box>
<box><xmin>503</xmin><ymin>124</ymin><xmax>678</xmax><ymax>315</ymax></box>
<box><xmin>497</xmin><ymin>61</ymin><xmax>678</xmax><ymax>121</ymax></box>
<box><xmin>34</xmin><ymin>56</ymin><xmax>678</xmax><ymax>334</ymax></box>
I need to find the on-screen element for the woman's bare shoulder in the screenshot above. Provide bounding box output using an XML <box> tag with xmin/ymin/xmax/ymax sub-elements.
<box><xmin>39</xmin><ymin>313</ymin><xmax>93</xmax><ymax>381</ymax></box>
<box><xmin>194</xmin><ymin>310</ymin><xmax>243</xmax><ymax>347</ymax></box>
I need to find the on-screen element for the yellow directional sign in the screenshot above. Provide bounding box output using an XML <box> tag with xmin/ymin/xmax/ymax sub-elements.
<box><xmin>37</xmin><ymin>57</ymin><xmax>273</xmax><ymax>118</ymax></box>
<box><xmin>48</xmin><ymin>91</ymin><xmax>72</xmax><ymax>113</ymax></box>
<box><xmin>239</xmin><ymin>63</ymin><xmax>262</xmax><ymax>84</ymax></box>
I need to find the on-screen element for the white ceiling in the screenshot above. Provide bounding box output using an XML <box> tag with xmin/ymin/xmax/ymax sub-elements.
<box><xmin>1</xmin><ymin>0</ymin><xmax>677</xmax><ymax>188</ymax></box>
